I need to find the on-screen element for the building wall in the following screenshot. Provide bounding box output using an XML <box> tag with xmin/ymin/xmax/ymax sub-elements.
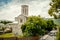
<box><xmin>8</xmin><ymin>23</ymin><xmax>23</xmax><ymax>36</ymax></box>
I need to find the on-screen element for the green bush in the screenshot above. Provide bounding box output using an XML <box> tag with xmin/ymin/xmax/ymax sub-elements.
<box><xmin>21</xmin><ymin>16</ymin><xmax>47</xmax><ymax>37</ymax></box>
<box><xmin>46</xmin><ymin>19</ymin><xmax>55</xmax><ymax>31</ymax></box>
<box><xmin>0</xmin><ymin>20</ymin><xmax>12</xmax><ymax>25</ymax></box>
<box><xmin>21</xmin><ymin>16</ymin><xmax>56</xmax><ymax>37</ymax></box>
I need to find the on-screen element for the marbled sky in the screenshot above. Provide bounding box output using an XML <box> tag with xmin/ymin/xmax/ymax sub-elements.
<box><xmin>0</xmin><ymin>0</ymin><xmax>53</xmax><ymax>21</ymax></box>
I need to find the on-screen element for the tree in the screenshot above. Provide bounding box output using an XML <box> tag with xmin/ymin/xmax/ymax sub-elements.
<box><xmin>0</xmin><ymin>20</ymin><xmax>12</xmax><ymax>25</ymax></box>
<box><xmin>21</xmin><ymin>16</ymin><xmax>47</xmax><ymax>37</ymax></box>
<box><xmin>48</xmin><ymin>0</ymin><xmax>60</xmax><ymax>40</ymax></box>
<box><xmin>48</xmin><ymin>0</ymin><xmax>60</xmax><ymax>19</ymax></box>
<box><xmin>46</xmin><ymin>19</ymin><xmax>55</xmax><ymax>31</ymax></box>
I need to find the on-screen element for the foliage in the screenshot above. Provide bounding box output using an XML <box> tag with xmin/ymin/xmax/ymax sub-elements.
<box><xmin>21</xmin><ymin>16</ymin><xmax>55</xmax><ymax>37</ymax></box>
<box><xmin>21</xmin><ymin>16</ymin><xmax>47</xmax><ymax>37</ymax></box>
<box><xmin>49</xmin><ymin>0</ymin><xmax>60</xmax><ymax>40</ymax></box>
<box><xmin>0</xmin><ymin>20</ymin><xmax>12</xmax><ymax>25</ymax></box>
<box><xmin>46</xmin><ymin>19</ymin><xmax>55</xmax><ymax>31</ymax></box>
<box><xmin>48</xmin><ymin>0</ymin><xmax>60</xmax><ymax>19</ymax></box>
<box><xmin>56</xmin><ymin>26</ymin><xmax>60</xmax><ymax>40</ymax></box>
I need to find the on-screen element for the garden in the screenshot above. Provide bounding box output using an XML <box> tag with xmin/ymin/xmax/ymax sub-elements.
<box><xmin>21</xmin><ymin>16</ymin><xmax>56</xmax><ymax>40</ymax></box>
<box><xmin>0</xmin><ymin>16</ymin><xmax>56</xmax><ymax>40</ymax></box>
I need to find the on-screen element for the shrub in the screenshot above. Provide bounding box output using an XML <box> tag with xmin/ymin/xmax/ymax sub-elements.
<box><xmin>46</xmin><ymin>19</ymin><xmax>55</xmax><ymax>31</ymax></box>
<box><xmin>21</xmin><ymin>16</ymin><xmax>47</xmax><ymax>37</ymax></box>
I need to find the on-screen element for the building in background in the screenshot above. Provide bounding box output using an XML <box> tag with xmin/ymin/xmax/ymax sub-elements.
<box><xmin>8</xmin><ymin>5</ymin><xmax>29</xmax><ymax>36</ymax></box>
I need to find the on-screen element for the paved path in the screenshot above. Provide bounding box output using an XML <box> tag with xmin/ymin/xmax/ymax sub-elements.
<box><xmin>46</xmin><ymin>35</ymin><xmax>55</xmax><ymax>40</ymax></box>
<box><xmin>39</xmin><ymin>30</ymin><xmax>57</xmax><ymax>40</ymax></box>
<box><xmin>39</xmin><ymin>35</ymin><xmax>55</xmax><ymax>40</ymax></box>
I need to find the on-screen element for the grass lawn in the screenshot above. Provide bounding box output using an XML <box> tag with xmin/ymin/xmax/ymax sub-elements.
<box><xmin>0</xmin><ymin>33</ymin><xmax>23</xmax><ymax>38</ymax></box>
<box><xmin>0</xmin><ymin>33</ymin><xmax>14</xmax><ymax>38</ymax></box>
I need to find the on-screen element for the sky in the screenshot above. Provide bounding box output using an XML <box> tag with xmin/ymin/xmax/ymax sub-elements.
<box><xmin>0</xmin><ymin>0</ymin><xmax>53</xmax><ymax>21</ymax></box>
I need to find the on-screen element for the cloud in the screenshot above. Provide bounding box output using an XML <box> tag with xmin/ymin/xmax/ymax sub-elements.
<box><xmin>0</xmin><ymin>0</ymin><xmax>52</xmax><ymax>21</ymax></box>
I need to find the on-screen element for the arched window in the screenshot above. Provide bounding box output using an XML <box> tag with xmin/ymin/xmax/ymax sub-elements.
<box><xmin>20</xmin><ymin>19</ymin><xmax>23</xmax><ymax>23</ymax></box>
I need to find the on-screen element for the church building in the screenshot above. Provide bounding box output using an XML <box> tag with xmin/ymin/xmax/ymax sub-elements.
<box><xmin>8</xmin><ymin>5</ymin><xmax>29</xmax><ymax>36</ymax></box>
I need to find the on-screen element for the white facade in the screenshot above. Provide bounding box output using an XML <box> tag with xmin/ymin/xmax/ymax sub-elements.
<box><xmin>7</xmin><ymin>5</ymin><xmax>29</xmax><ymax>36</ymax></box>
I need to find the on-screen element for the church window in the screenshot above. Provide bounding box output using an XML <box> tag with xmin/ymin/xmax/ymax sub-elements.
<box><xmin>20</xmin><ymin>19</ymin><xmax>23</xmax><ymax>23</ymax></box>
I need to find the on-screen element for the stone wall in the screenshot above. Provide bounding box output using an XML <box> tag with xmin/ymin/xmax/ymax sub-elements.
<box><xmin>8</xmin><ymin>23</ymin><xmax>23</xmax><ymax>36</ymax></box>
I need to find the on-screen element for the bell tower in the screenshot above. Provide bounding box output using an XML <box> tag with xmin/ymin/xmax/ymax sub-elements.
<box><xmin>21</xmin><ymin>5</ymin><xmax>28</xmax><ymax>16</ymax></box>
